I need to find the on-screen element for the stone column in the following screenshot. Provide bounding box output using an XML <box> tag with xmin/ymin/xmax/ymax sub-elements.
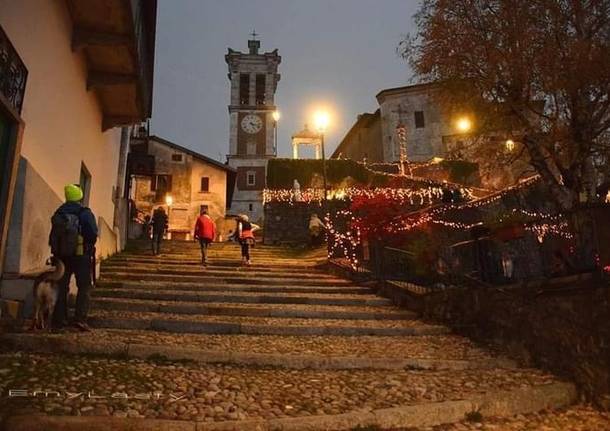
<box><xmin>314</xmin><ymin>144</ymin><xmax>321</xmax><ymax>160</ymax></box>
<box><xmin>293</xmin><ymin>143</ymin><xmax>299</xmax><ymax>159</ymax></box>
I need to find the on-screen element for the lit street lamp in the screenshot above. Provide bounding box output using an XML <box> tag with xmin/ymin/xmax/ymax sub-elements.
<box><xmin>314</xmin><ymin>111</ymin><xmax>330</xmax><ymax>202</ymax></box>
<box><xmin>455</xmin><ymin>116</ymin><xmax>473</xmax><ymax>133</ymax></box>
<box><xmin>505</xmin><ymin>139</ymin><xmax>515</xmax><ymax>152</ymax></box>
<box><xmin>272</xmin><ymin>110</ymin><xmax>280</xmax><ymax>156</ymax></box>
<box><xmin>165</xmin><ymin>194</ymin><xmax>173</xmax><ymax>236</ymax></box>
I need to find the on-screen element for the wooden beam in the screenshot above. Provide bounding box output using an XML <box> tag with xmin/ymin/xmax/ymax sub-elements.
<box><xmin>102</xmin><ymin>115</ymin><xmax>141</xmax><ymax>131</ymax></box>
<box><xmin>87</xmin><ymin>71</ymin><xmax>137</xmax><ymax>90</ymax></box>
<box><xmin>72</xmin><ymin>27</ymin><xmax>131</xmax><ymax>51</ymax></box>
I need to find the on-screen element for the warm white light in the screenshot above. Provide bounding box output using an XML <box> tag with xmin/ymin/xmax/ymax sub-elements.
<box><xmin>505</xmin><ymin>139</ymin><xmax>515</xmax><ymax>152</ymax></box>
<box><xmin>455</xmin><ymin>117</ymin><xmax>472</xmax><ymax>133</ymax></box>
<box><xmin>165</xmin><ymin>195</ymin><xmax>173</xmax><ymax>206</ymax></box>
<box><xmin>272</xmin><ymin>110</ymin><xmax>280</xmax><ymax>122</ymax></box>
<box><xmin>314</xmin><ymin>111</ymin><xmax>330</xmax><ymax>132</ymax></box>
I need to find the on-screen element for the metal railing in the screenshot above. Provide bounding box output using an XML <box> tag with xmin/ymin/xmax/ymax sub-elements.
<box><xmin>0</xmin><ymin>25</ymin><xmax>28</xmax><ymax>114</ymax></box>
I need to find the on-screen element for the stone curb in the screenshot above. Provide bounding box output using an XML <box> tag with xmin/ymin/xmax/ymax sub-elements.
<box><xmin>87</xmin><ymin>316</ymin><xmax>449</xmax><ymax>336</ymax></box>
<box><xmin>3</xmin><ymin>382</ymin><xmax>577</xmax><ymax>431</ymax></box>
<box><xmin>92</xmin><ymin>290</ymin><xmax>392</xmax><ymax>307</ymax></box>
<box><xmin>0</xmin><ymin>334</ymin><xmax>507</xmax><ymax>370</ymax></box>
<box><xmin>91</xmin><ymin>299</ymin><xmax>415</xmax><ymax>321</ymax></box>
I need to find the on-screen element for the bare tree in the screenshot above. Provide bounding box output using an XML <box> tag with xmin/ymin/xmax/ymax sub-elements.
<box><xmin>401</xmin><ymin>0</ymin><xmax>610</xmax><ymax>212</ymax></box>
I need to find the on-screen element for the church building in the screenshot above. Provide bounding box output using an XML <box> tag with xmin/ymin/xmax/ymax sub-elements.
<box><xmin>225</xmin><ymin>36</ymin><xmax>281</xmax><ymax>223</ymax></box>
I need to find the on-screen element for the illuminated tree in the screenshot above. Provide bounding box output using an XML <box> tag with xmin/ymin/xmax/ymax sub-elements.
<box><xmin>401</xmin><ymin>0</ymin><xmax>610</xmax><ymax>211</ymax></box>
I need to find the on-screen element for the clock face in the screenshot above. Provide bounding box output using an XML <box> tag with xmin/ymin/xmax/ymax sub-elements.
<box><xmin>241</xmin><ymin>114</ymin><xmax>263</xmax><ymax>134</ymax></box>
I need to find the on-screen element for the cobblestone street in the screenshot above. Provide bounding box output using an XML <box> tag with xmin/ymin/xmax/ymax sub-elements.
<box><xmin>1</xmin><ymin>241</ymin><xmax>606</xmax><ymax>430</ymax></box>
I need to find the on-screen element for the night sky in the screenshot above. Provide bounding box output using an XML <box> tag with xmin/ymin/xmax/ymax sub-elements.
<box><xmin>150</xmin><ymin>0</ymin><xmax>419</xmax><ymax>160</ymax></box>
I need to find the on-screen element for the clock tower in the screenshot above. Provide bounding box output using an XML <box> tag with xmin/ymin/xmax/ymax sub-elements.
<box><xmin>225</xmin><ymin>35</ymin><xmax>281</xmax><ymax>222</ymax></box>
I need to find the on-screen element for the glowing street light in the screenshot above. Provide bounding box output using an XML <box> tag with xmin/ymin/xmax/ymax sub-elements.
<box><xmin>314</xmin><ymin>111</ymin><xmax>330</xmax><ymax>132</ymax></box>
<box><xmin>165</xmin><ymin>195</ymin><xmax>173</xmax><ymax>207</ymax></box>
<box><xmin>313</xmin><ymin>110</ymin><xmax>330</xmax><ymax>202</ymax></box>
<box><xmin>272</xmin><ymin>110</ymin><xmax>281</xmax><ymax>122</ymax></box>
<box><xmin>505</xmin><ymin>139</ymin><xmax>515</xmax><ymax>152</ymax></box>
<box><xmin>455</xmin><ymin>117</ymin><xmax>473</xmax><ymax>133</ymax></box>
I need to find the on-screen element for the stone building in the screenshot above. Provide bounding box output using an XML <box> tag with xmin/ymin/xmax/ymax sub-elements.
<box><xmin>0</xmin><ymin>0</ymin><xmax>156</xmax><ymax>310</ymax></box>
<box><xmin>225</xmin><ymin>36</ymin><xmax>281</xmax><ymax>223</ymax></box>
<box><xmin>332</xmin><ymin>83</ymin><xmax>450</xmax><ymax>163</ymax></box>
<box><xmin>331</xmin><ymin>110</ymin><xmax>382</xmax><ymax>162</ymax></box>
<box><xmin>333</xmin><ymin>82</ymin><xmax>533</xmax><ymax>188</ymax></box>
<box><xmin>130</xmin><ymin>135</ymin><xmax>236</xmax><ymax>241</ymax></box>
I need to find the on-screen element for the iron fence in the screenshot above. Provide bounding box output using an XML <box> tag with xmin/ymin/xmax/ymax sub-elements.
<box><xmin>0</xmin><ymin>25</ymin><xmax>28</xmax><ymax>114</ymax></box>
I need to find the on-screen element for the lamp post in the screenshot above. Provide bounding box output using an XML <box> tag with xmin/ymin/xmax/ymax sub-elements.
<box><xmin>165</xmin><ymin>194</ymin><xmax>173</xmax><ymax>239</ymax></box>
<box><xmin>314</xmin><ymin>111</ymin><xmax>330</xmax><ymax>203</ymax></box>
<box><xmin>272</xmin><ymin>110</ymin><xmax>280</xmax><ymax>156</ymax></box>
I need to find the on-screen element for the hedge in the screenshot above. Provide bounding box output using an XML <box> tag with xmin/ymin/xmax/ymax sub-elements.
<box><xmin>266</xmin><ymin>159</ymin><xmax>391</xmax><ymax>189</ymax></box>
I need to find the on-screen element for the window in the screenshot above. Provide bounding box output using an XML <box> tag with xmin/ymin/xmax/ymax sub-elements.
<box><xmin>414</xmin><ymin>111</ymin><xmax>425</xmax><ymax>128</ymax></box>
<box><xmin>255</xmin><ymin>74</ymin><xmax>266</xmax><ymax>105</ymax></box>
<box><xmin>240</xmin><ymin>73</ymin><xmax>250</xmax><ymax>105</ymax></box>
<box><xmin>248</xmin><ymin>203</ymin><xmax>253</xmax><ymax>211</ymax></box>
<box><xmin>171</xmin><ymin>153</ymin><xmax>183</xmax><ymax>162</ymax></box>
<box><xmin>79</xmin><ymin>162</ymin><xmax>92</xmax><ymax>207</ymax></box>
<box><xmin>151</xmin><ymin>174</ymin><xmax>172</xmax><ymax>192</ymax></box>
<box><xmin>200</xmin><ymin>177</ymin><xmax>209</xmax><ymax>192</ymax></box>
<box><xmin>246</xmin><ymin>171</ymin><xmax>256</xmax><ymax>187</ymax></box>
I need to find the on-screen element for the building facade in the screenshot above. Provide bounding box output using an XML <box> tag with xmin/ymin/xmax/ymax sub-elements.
<box><xmin>130</xmin><ymin>135</ymin><xmax>235</xmax><ymax>241</ymax></box>
<box><xmin>331</xmin><ymin>110</ymin><xmax>382</xmax><ymax>162</ymax></box>
<box><xmin>376</xmin><ymin>83</ymin><xmax>448</xmax><ymax>163</ymax></box>
<box><xmin>225</xmin><ymin>37</ymin><xmax>281</xmax><ymax>223</ymax></box>
<box><xmin>0</xmin><ymin>0</ymin><xmax>156</xmax><ymax>307</ymax></box>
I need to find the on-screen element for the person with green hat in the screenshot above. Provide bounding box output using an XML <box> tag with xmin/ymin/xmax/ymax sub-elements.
<box><xmin>49</xmin><ymin>183</ymin><xmax>98</xmax><ymax>331</ymax></box>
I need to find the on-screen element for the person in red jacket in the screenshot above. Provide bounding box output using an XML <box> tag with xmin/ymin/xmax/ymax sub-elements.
<box><xmin>194</xmin><ymin>207</ymin><xmax>216</xmax><ymax>265</ymax></box>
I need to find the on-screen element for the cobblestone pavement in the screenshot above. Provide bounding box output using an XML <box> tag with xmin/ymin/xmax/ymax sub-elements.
<box><xmin>0</xmin><ymin>241</ymin><xmax>602</xmax><ymax>429</ymax></box>
<box><xmin>21</xmin><ymin>330</ymin><xmax>500</xmax><ymax>360</ymax></box>
<box><xmin>419</xmin><ymin>406</ymin><xmax>610</xmax><ymax>430</ymax></box>
<box><xmin>0</xmin><ymin>351</ymin><xmax>557</xmax><ymax>421</ymax></box>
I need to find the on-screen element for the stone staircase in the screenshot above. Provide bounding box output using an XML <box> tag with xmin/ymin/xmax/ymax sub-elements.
<box><xmin>0</xmin><ymin>241</ymin><xmax>578</xmax><ymax>430</ymax></box>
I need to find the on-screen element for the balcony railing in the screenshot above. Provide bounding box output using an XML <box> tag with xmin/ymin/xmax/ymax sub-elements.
<box><xmin>0</xmin><ymin>25</ymin><xmax>28</xmax><ymax>114</ymax></box>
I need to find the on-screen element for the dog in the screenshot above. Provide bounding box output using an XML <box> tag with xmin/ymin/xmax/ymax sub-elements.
<box><xmin>30</xmin><ymin>256</ymin><xmax>65</xmax><ymax>330</ymax></box>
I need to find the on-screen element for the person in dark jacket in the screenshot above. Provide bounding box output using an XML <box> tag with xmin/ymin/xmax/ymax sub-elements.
<box><xmin>151</xmin><ymin>206</ymin><xmax>168</xmax><ymax>255</ymax></box>
<box><xmin>51</xmin><ymin>184</ymin><xmax>98</xmax><ymax>332</ymax></box>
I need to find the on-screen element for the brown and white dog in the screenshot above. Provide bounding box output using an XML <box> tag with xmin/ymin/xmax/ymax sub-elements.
<box><xmin>30</xmin><ymin>256</ymin><xmax>65</xmax><ymax>330</ymax></box>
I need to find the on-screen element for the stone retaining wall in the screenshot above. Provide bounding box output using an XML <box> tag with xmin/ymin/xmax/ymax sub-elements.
<box><xmin>383</xmin><ymin>278</ymin><xmax>610</xmax><ymax>405</ymax></box>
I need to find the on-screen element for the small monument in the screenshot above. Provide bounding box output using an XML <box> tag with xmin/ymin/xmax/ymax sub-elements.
<box><xmin>292</xmin><ymin>179</ymin><xmax>302</xmax><ymax>202</ymax></box>
<box><xmin>291</xmin><ymin>124</ymin><xmax>323</xmax><ymax>159</ymax></box>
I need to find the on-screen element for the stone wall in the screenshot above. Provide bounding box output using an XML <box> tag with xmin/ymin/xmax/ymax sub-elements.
<box><xmin>383</xmin><ymin>278</ymin><xmax>610</xmax><ymax>404</ymax></box>
<box><xmin>263</xmin><ymin>201</ymin><xmax>349</xmax><ymax>245</ymax></box>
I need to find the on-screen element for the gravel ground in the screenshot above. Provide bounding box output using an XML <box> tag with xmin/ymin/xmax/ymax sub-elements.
<box><xmin>18</xmin><ymin>330</ymin><xmax>500</xmax><ymax>360</ymax></box>
<box><xmin>89</xmin><ymin>310</ymin><xmax>434</xmax><ymax>329</ymax></box>
<box><xmin>0</xmin><ymin>352</ymin><xmax>559</xmax><ymax>422</ymax></box>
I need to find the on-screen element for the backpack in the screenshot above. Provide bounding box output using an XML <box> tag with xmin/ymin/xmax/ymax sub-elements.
<box><xmin>49</xmin><ymin>209</ymin><xmax>82</xmax><ymax>257</ymax></box>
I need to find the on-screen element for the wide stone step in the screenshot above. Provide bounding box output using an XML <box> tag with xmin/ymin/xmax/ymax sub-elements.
<box><xmin>99</xmin><ymin>271</ymin><xmax>352</xmax><ymax>286</ymax></box>
<box><xmin>102</xmin><ymin>259</ymin><xmax>329</xmax><ymax>273</ymax></box>
<box><xmin>0</xmin><ymin>350</ymin><xmax>575</xmax><ymax>429</ymax></box>
<box><xmin>91</xmin><ymin>298</ymin><xmax>412</xmax><ymax>320</ymax></box>
<box><xmin>88</xmin><ymin>309</ymin><xmax>449</xmax><ymax>336</ymax></box>
<box><xmin>100</xmin><ymin>264</ymin><xmax>342</xmax><ymax>280</ymax></box>
<box><xmin>2</xmin><ymin>331</ymin><xmax>515</xmax><ymax>371</ymax></box>
<box><xmin>96</xmin><ymin>279</ymin><xmax>371</xmax><ymax>295</ymax></box>
<box><xmin>92</xmin><ymin>287</ymin><xmax>390</xmax><ymax>307</ymax></box>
